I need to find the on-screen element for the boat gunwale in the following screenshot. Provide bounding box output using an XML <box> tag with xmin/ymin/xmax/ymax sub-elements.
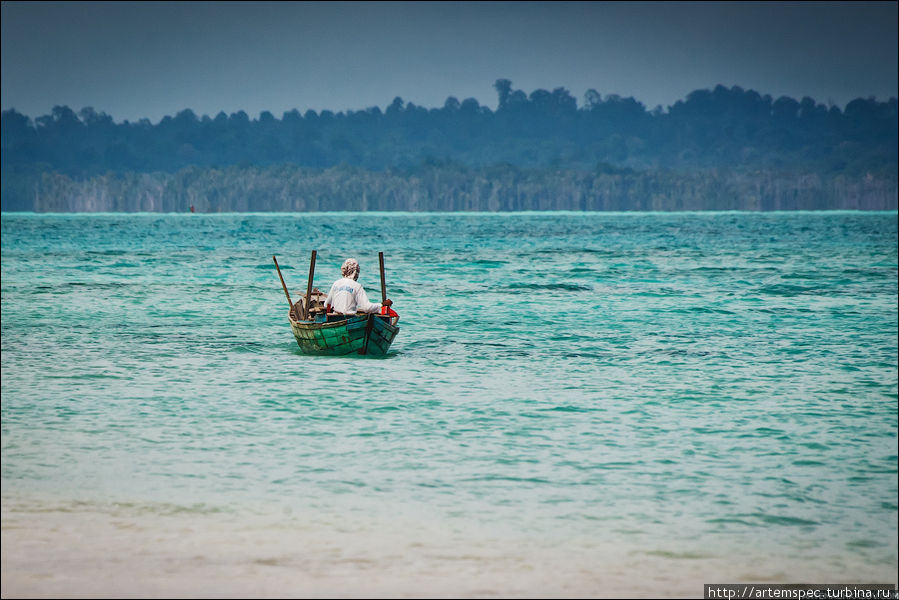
<box><xmin>289</xmin><ymin>311</ymin><xmax>399</xmax><ymax>331</ymax></box>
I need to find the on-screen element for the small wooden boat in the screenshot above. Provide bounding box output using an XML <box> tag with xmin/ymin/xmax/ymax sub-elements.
<box><xmin>273</xmin><ymin>251</ymin><xmax>400</xmax><ymax>356</ymax></box>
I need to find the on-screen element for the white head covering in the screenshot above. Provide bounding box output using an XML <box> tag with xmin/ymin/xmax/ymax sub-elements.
<box><xmin>341</xmin><ymin>258</ymin><xmax>360</xmax><ymax>280</ymax></box>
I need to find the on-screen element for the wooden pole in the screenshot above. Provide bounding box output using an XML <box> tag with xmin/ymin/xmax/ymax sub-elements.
<box><xmin>304</xmin><ymin>250</ymin><xmax>317</xmax><ymax>320</ymax></box>
<box><xmin>272</xmin><ymin>255</ymin><xmax>295</xmax><ymax>318</ymax></box>
<box><xmin>378</xmin><ymin>251</ymin><xmax>387</xmax><ymax>304</ymax></box>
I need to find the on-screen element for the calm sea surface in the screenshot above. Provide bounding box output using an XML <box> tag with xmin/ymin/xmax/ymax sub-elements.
<box><xmin>1</xmin><ymin>212</ymin><xmax>897</xmax><ymax>597</ymax></box>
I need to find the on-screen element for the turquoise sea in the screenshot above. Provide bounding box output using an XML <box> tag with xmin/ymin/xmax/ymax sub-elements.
<box><xmin>2</xmin><ymin>212</ymin><xmax>897</xmax><ymax>597</ymax></box>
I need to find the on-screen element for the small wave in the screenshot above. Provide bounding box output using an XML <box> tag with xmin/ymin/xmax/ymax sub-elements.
<box><xmin>706</xmin><ymin>517</ymin><xmax>757</xmax><ymax>527</ymax></box>
<box><xmin>464</xmin><ymin>475</ymin><xmax>554</xmax><ymax>484</ymax></box>
<box><xmin>561</xmin><ymin>352</ymin><xmax>605</xmax><ymax>359</ymax></box>
<box><xmin>505</xmin><ymin>282</ymin><xmax>592</xmax><ymax>291</ymax></box>
<box><xmin>846</xmin><ymin>539</ymin><xmax>887</xmax><ymax>549</ymax></box>
<box><xmin>589</xmin><ymin>462</ymin><xmax>638</xmax><ymax>470</ymax></box>
<box><xmin>643</xmin><ymin>550</ymin><xmax>712</xmax><ymax>559</ymax></box>
<box><xmin>791</xmin><ymin>459</ymin><xmax>826</xmax><ymax>467</ymax></box>
<box><xmin>757</xmin><ymin>283</ymin><xmax>826</xmax><ymax>296</ymax></box>
<box><xmin>43</xmin><ymin>372</ymin><xmax>129</xmax><ymax>380</ymax></box>
<box><xmin>799</xmin><ymin>442</ymin><xmax>829</xmax><ymax>451</ymax></box>
<box><xmin>742</xmin><ymin>513</ymin><xmax>819</xmax><ymax>527</ymax></box>
<box><xmin>668</xmin><ymin>305</ymin><xmax>736</xmax><ymax>315</ymax></box>
<box><xmin>229</xmin><ymin>342</ymin><xmax>267</xmax><ymax>354</ymax></box>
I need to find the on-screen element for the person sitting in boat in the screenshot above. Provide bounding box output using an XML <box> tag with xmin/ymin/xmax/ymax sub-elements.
<box><xmin>325</xmin><ymin>258</ymin><xmax>393</xmax><ymax>315</ymax></box>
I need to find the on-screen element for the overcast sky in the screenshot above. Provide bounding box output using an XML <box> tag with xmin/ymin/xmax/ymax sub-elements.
<box><xmin>2</xmin><ymin>1</ymin><xmax>897</xmax><ymax>123</ymax></box>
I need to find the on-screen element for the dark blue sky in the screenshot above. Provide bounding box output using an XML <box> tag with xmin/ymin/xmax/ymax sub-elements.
<box><xmin>2</xmin><ymin>1</ymin><xmax>897</xmax><ymax>123</ymax></box>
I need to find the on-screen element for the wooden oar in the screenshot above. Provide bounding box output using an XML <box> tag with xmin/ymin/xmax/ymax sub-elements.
<box><xmin>272</xmin><ymin>255</ymin><xmax>295</xmax><ymax>319</ymax></box>
<box><xmin>378</xmin><ymin>251</ymin><xmax>387</xmax><ymax>304</ymax></box>
<box><xmin>304</xmin><ymin>250</ymin><xmax>317</xmax><ymax>320</ymax></box>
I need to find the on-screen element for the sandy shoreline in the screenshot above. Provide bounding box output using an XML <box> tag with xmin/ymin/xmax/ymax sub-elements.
<box><xmin>4</xmin><ymin>496</ymin><xmax>895</xmax><ymax>599</ymax></box>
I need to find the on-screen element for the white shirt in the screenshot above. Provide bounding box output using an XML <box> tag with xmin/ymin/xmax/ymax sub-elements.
<box><xmin>325</xmin><ymin>277</ymin><xmax>382</xmax><ymax>315</ymax></box>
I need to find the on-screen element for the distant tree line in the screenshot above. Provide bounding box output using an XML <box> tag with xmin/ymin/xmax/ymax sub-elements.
<box><xmin>2</xmin><ymin>80</ymin><xmax>896</xmax><ymax>211</ymax></box>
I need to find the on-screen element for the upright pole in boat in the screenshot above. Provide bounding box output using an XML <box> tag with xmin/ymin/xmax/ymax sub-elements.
<box><xmin>378</xmin><ymin>251</ymin><xmax>387</xmax><ymax>304</ymax></box>
<box><xmin>304</xmin><ymin>250</ymin><xmax>317</xmax><ymax>320</ymax></box>
<box><xmin>272</xmin><ymin>255</ymin><xmax>295</xmax><ymax>318</ymax></box>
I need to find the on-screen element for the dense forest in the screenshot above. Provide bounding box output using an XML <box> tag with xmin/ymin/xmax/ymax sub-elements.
<box><xmin>2</xmin><ymin>80</ymin><xmax>896</xmax><ymax>211</ymax></box>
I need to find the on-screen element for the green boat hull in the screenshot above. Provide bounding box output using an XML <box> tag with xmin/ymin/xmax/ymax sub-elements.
<box><xmin>290</xmin><ymin>313</ymin><xmax>399</xmax><ymax>356</ymax></box>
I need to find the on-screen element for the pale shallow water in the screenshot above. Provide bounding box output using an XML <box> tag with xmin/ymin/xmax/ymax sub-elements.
<box><xmin>2</xmin><ymin>211</ymin><xmax>897</xmax><ymax>597</ymax></box>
